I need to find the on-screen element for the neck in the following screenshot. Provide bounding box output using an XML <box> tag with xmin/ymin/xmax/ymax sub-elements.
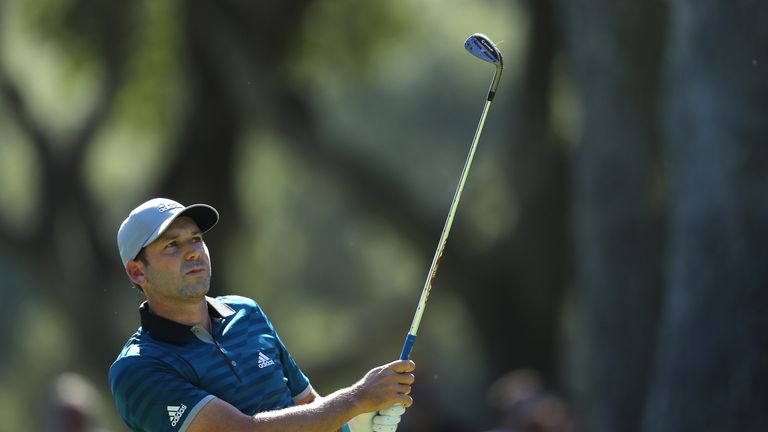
<box><xmin>146</xmin><ymin>296</ymin><xmax>210</xmax><ymax>331</ymax></box>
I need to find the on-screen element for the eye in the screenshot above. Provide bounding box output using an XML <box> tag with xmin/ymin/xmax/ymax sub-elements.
<box><xmin>191</xmin><ymin>236</ymin><xmax>203</xmax><ymax>243</ymax></box>
<box><xmin>165</xmin><ymin>241</ymin><xmax>177</xmax><ymax>249</ymax></box>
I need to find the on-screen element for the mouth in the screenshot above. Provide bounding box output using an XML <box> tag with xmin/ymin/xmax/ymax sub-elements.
<box><xmin>185</xmin><ymin>267</ymin><xmax>207</xmax><ymax>276</ymax></box>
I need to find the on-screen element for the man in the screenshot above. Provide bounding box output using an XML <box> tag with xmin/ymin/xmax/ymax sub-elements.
<box><xmin>109</xmin><ymin>198</ymin><xmax>415</xmax><ymax>432</ymax></box>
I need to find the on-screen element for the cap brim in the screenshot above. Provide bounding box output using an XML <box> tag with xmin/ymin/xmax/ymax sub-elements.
<box><xmin>140</xmin><ymin>204</ymin><xmax>219</xmax><ymax>250</ymax></box>
<box><xmin>178</xmin><ymin>204</ymin><xmax>219</xmax><ymax>233</ymax></box>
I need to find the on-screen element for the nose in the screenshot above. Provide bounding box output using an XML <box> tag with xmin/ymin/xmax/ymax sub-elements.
<box><xmin>184</xmin><ymin>241</ymin><xmax>206</xmax><ymax>261</ymax></box>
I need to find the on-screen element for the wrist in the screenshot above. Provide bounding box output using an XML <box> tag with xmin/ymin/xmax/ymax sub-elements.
<box><xmin>346</xmin><ymin>383</ymin><xmax>371</xmax><ymax>416</ymax></box>
<box><xmin>327</xmin><ymin>385</ymin><xmax>367</xmax><ymax>419</ymax></box>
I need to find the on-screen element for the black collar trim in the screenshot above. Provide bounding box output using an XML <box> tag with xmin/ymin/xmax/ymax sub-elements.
<box><xmin>139</xmin><ymin>296</ymin><xmax>236</xmax><ymax>345</ymax></box>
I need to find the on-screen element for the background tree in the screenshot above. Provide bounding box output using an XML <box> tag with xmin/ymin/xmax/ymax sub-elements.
<box><xmin>1</xmin><ymin>0</ymin><xmax>767</xmax><ymax>431</ymax></box>
<box><xmin>644</xmin><ymin>1</ymin><xmax>768</xmax><ymax>430</ymax></box>
<box><xmin>557</xmin><ymin>0</ymin><xmax>666</xmax><ymax>430</ymax></box>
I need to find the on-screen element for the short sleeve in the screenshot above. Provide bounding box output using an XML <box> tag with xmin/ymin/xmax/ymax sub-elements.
<box><xmin>273</xmin><ymin>330</ymin><xmax>312</xmax><ymax>400</ymax></box>
<box><xmin>109</xmin><ymin>352</ymin><xmax>214</xmax><ymax>432</ymax></box>
<box><xmin>257</xmin><ymin>307</ymin><xmax>311</xmax><ymax>400</ymax></box>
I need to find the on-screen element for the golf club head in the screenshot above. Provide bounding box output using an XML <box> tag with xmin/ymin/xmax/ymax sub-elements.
<box><xmin>464</xmin><ymin>33</ymin><xmax>503</xmax><ymax>68</ymax></box>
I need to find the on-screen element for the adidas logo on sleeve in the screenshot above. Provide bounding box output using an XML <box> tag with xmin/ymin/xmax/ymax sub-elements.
<box><xmin>110</xmin><ymin>297</ymin><xmax>314</xmax><ymax>431</ymax></box>
<box><xmin>257</xmin><ymin>352</ymin><xmax>275</xmax><ymax>368</ymax></box>
<box><xmin>167</xmin><ymin>404</ymin><xmax>187</xmax><ymax>427</ymax></box>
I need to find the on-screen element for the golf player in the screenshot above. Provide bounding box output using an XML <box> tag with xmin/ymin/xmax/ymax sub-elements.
<box><xmin>109</xmin><ymin>198</ymin><xmax>415</xmax><ymax>432</ymax></box>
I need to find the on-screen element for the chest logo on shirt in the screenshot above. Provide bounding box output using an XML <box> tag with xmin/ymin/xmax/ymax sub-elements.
<box><xmin>167</xmin><ymin>404</ymin><xmax>187</xmax><ymax>427</ymax></box>
<box><xmin>257</xmin><ymin>352</ymin><xmax>276</xmax><ymax>368</ymax></box>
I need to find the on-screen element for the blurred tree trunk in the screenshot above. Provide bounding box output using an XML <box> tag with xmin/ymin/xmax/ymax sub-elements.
<box><xmin>0</xmin><ymin>0</ymin><xmax>136</xmax><ymax>374</ymax></box>
<box><xmin>643</xmin><ymin>1</ymin><xmax>768</xmax><ymax>430</ymax></box>
<box><xmin>273</xmin><ymin>0</ymin><xmax>569</xmax><ymax>386</ymax></box>
<box><xmin>558</xmin><ymin>0</ymin><xmax>666</xmax><ymax>430</ymax></box>
<box><xmin>0</xmin><ymin>0</ymin><xmax>321</xmax><ymax>378</ymax></box>
<box><xmin>157</xmin><ymin>0</ymin><xmax>315</xmax><ymax>290</ymax></box>
<box><xmin>463</xmin><ymin>0</ymin><xmax>568</xmax><ymax>378</ymax></box>
<box><xmin>156</xmin><ymin>0</ymin><xmax>243</xmax><ymax>274</ymax></box>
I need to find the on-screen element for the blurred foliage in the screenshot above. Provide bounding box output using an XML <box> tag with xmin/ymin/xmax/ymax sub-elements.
<box><xmin>0</xmin><ymin>0</ymin><xmax>524</xmax><ymax>430</ymax></box>
<box><xmin>10</xmin><ymin>0</ymin><xmax>764</xmax><ymax>430</ymax></box>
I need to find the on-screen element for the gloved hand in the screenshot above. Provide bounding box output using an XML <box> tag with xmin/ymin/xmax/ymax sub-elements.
<box><xmin>347</xmin><ymin>405</ymin><xmax>406</xmax><ymax>432</ymax></box>
<box><xmin>347</xmin><ymin>411</ymin><xmax>375</xmax><ymax>432</ymax></box>
<box><xmin>373</xmin><ymin>405</ymin><xmax>406</xmax><ymax>432</ymax></box>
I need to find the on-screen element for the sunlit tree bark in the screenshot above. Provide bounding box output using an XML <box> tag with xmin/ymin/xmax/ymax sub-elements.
<box><xmin>644</xmin><ymin>1</ymin><xmax>768</xmax><ymax>430</ymax></box>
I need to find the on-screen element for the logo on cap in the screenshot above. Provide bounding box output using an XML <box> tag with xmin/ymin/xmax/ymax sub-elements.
<box><xmin>158</xmin><ymin>202</ymin><xmax>183</xmax><ymax>213</ymax></box>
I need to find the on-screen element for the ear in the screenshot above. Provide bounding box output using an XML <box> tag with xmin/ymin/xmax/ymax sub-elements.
<box><xmin>126</xmin><ymin>260</ymin><xmax>147</xmax><ymax>287</ymax></box>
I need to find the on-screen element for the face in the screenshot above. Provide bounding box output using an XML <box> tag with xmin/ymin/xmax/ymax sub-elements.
<box><xmin>130</xmin><ymin>216</ymin><xmax>212</xmax><ymax>301</ymax></box>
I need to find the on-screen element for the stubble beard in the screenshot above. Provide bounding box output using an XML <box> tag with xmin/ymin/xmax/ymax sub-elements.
<box><xmin>180</xmin><ymin>274</ymin><xmax>211</xmax><ymax>298</ymax></box>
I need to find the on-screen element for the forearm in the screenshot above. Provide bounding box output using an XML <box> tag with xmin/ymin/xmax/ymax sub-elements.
<box><xmin>189</xmin><ymin>388</ymin><xmax>361</xmax><ymax>432</ymax></box>
<box><xmin>252</xmin><ymin>387</ymin><xmax>363</xmax><ymax>432</ymax></box>
<box><xmin>188</xmin><ymin>360</ymin><xmax>414</xmax><ymax>432</ymax></box>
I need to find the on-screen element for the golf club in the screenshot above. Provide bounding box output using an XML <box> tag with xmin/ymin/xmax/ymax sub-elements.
<box><xmin>399</xmin><ymin>33</ymin><xmax>503</xmax><ymax>361</ymax></box>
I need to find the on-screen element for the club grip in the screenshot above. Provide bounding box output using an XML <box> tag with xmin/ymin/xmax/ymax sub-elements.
<box><xmin>399</xmin><ymin>334</ymin><xmax>418</xmax><ymax>360</ymax></box>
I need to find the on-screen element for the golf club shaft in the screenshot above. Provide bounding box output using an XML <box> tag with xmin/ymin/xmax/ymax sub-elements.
<box><xmin>400</xmin><ymin>65</ymin><xmax>502</xmax><ymax>360</ymax></box>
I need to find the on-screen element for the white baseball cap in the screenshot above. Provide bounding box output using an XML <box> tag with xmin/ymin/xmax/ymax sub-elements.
<box><xmin>117</xmin><ymin>198</ymin><xmax>219</xmax><ymax>267</ymax></box>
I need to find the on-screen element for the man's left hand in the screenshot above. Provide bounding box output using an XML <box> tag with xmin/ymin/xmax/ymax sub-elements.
<box><xmin>347</xmin><ymin>405</ymin><xmax>405</xmax><ymax>432</ymax></box>
<box><xmin>373</xmin><ymin>405</ymin><xmax>405</xmax><ymax>432</ymax></box>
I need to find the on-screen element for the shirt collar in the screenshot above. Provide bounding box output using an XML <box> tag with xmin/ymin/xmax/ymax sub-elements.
<box><xmin>139</xmin><ymin>296</ymin><xmax>236</xmax><ymax>345</ymax></box>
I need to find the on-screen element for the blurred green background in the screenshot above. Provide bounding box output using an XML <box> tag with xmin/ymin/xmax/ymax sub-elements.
<box><xmin>1</xmin><ymin>0</ymin><xmax>767</xmax><ymax>431</ymax></box>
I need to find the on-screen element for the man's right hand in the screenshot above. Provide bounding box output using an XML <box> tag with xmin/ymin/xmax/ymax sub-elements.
<box><xmin>352</xmin><ymin>360</ymin><xmax>415</xmax><ymax>414</ymax></box>
<box><xmin>187</xmin><ymin>359</ymin><xmax>415</xmax><ymax>432</ymax></box>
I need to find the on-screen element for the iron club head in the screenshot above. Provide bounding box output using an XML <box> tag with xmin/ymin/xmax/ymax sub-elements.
<box><xmin>464</xmin><ymin>33</ymin><xmax>503</xmax><ymax>68</ymax></box>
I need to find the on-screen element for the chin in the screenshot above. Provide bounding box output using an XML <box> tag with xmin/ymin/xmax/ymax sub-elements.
<box><xmin>181</xmin><ymin>281</ymin><xmax>211</xmax><ymax>298</ymax></box>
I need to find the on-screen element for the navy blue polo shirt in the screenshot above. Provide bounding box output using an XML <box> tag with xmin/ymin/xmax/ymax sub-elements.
<box><xmin>109</xmin><ymin>295</ymin><xmax>312</xmax><ymax>432</ymax></box>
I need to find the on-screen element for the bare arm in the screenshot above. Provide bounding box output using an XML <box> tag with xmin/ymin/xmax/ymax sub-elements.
<box><xmin>187</xmin><ymin>360</ymin><xmax>415</xmax><ymax>432</ymax></box>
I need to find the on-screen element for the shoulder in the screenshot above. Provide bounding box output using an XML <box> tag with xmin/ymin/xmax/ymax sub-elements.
<box><xmin>214</xmin><ymin>295</ymin><xmax>278</xmax><ymax>333</ymax></box>
<box><xmin>109</xmin><ymin>338</ymin><xmax>152</xmax><ymax>371</ymax></box>
<box><xmin>215</xmin><ymin>295</ymin><xmax>265</xmax><ymax>315</ymax></box>
<box><xmin>109</xmin><ymin>347</ymin><xmax>149</xmax><ymax>388</ymax></box>
<box><xmin>108</xmin><ymin>333</ymin><xmax>180</xmax><ymax>390</ymax></box>
<box><xmin>108</xmin><ymin>334</ymin><xmax>215</xmax><ymax>431</ymax></box>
